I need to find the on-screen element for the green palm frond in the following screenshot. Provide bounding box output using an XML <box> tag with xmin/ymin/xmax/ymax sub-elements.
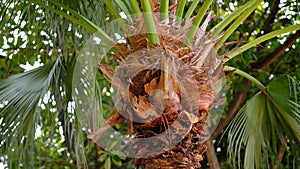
<box><xmin>0</xmin><ymin>60</ymin><xmax>61</xmax><ymax>167</ymax></box>
<box><xmin>114</xmin><ymin>0</ymin><xmax>134</xmax><ymax>19</ymax></box>
<box><xmin>215</xmin><ymin>0</ymin><xmax>262</xmax><ymax>49</ymax></box>
<box><xmin>211</xmin><ymin>0</ymin><xmax>258</xmax><ymax>38</ymax></box>
<box><xmin>183</xmin><ymin>0</ymin><xmax>200</xmax><ymax>20</ymax></box>
<box><xmin>228</xmin><ymin>75</ymin><xmax>300</xmax><ymax>169</ymax></box>
<box><xmin>226</xmin><ymin>25</ymin><xmax>300</xmax><ymax>61</ymax></box>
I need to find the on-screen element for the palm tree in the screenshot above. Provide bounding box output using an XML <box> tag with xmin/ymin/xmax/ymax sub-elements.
<box><xmin>0</xmin><ymin>0</ymin><xmax>299</xmax><ymax>168</ymax></box>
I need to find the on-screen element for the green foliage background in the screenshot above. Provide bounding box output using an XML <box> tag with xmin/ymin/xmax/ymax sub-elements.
<box><xmin>0</xmin><ymin>0</ymin><xmax>299</xmax><ymax>168</ymax></box>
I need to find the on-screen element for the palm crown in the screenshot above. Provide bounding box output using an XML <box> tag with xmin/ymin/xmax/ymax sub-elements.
<box><xmin>0</xmin><ymin>0</ymin><xmax>299</xmax><ymax>168</ymax></box>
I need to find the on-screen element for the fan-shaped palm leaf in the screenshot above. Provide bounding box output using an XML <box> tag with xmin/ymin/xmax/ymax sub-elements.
<box><xmin>0</xmin><ymin>59</ymin><xmax>61</xmax><ymax>167</ymax></box>
<box><xmin>228</xmin><ymin>75</ymin><xmax>300</xmax><ymax>169</ymax></box>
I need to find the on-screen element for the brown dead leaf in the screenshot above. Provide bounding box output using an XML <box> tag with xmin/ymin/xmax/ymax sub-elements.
<box><xmin>98</xmin><ymin>64</ymin><xmax>115</xmax><ymax>80</ymax></box>
<box><xmin>144</xmin><ymin>83</ymin><xmax>152</xmax><ymax>95</ymax></box>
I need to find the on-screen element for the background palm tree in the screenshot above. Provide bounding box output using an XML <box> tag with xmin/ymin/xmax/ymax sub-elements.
<box><xmin>0</xmin><ymin>0</ymin><xmax>299</xmax><ymax>168</ymax></box>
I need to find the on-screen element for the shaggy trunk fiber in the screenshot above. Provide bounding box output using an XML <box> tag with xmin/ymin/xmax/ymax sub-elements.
<box><xmin>88</xmin><ymin>3</ymin><xmax>224</xmax><ymax>169</ymax></box>
<box><xmin>110</xmin><ymin>14</ymin><xmax>222</xmax><ymax>168</ymax></box>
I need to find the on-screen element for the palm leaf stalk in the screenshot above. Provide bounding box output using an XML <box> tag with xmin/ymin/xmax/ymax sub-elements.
<box><xmin>183</xmin><ymin>0</ymin><xmax>200</xmax><ymax>21</ymax></box>
<box><xmin>185</xmin><ymin>0</ymin><xmax>213</xmax><ymax>45</ymax></box>
<box><xmin>141</xmin><ymin>0</ymin><xmax>160</xmax><ymax>46</ymax></box>
<box><xmin>130</xmin><ymin>0</ymin><xmax>142</xmax><ymax>15</ymax></box>
<box><xmin>226</xmin><ymin>24</ymin><xmax>300</xmax><ymax>61</ymax></box>
<box><xmin>175</xmin><ymin>0</ymin><xmax>186</xmax><ymax>23</ymax></box>
<box><xmin>224</xmin><ymin>66</ymin><xmax>265</xmax><ymax>92</ymax></box>
<box><xmin>160</xmin><ymin>0</ymin><xmax>169</xmax><ymax>21</ymax></box>
<box><xmin>211</xmin><ymin>0</ymin><xmax>258</xmax><ymax>37</ymax></box>
<box><xmin>215</xmin><ymin>0</ymin><xmax>262</xmax><ymax>49</ymax></box>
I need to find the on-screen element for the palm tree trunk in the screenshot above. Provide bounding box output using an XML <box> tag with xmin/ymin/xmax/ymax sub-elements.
<box><xmin>109</xmin><ymin>0</ymin><xmax>221</xmax><ymax>167</ymax></box>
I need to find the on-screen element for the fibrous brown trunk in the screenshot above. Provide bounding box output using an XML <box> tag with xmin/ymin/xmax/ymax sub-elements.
<box><xmin>115</xmin><ymin>15</ymin><xmax>223</xmax><ymax>168</ymax></box>
<box><xmin>88</xmin><ymin>4</ymin><xmax>224</xmax><ymax>169</ymax></box>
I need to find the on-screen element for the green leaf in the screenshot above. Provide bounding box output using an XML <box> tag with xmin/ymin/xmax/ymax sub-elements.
<box><xmin>27</xmin><ymin>0</ymin><xmax>113</xmax><ymax>45</ymax></box>
<box><xmin>0</xmin><ymin>67</ymin><xmax>7</xmax><ymax>76</ymax></box>
<box><xmin>226</xmin><ymin>25</ymin><xmax>300</xmax><ymax>60</ymax></box>
<box><xmin>112</xmin><ymin>151</ymin><xmax>126</xmax><ymax>160</ymax></box>
<box><xmin>216</xmin><ymin>0</ymin><xmax>262</xmax><ymax>49</ymax></box>
<box><xmin>267</xmin><ymin>76</ymin><xmax>300</xmax><ymax>145</ymax></box>
<box><xmin>0</xmin><ymin>59</ymin><xmax>61</xmax><ymax>168</ymax></box>
<box><xmin>105</xmin><ymin>156</ymin><xmax>111</xmax><ymax>169</ymax></box>
<box><xmin>114</xmin><ymin>0</ymin><xmax>133</xmax><ymax>20</ymax></box>
<box><xmin>211</xmin><ymin>0</ymin><xmax>256</xmax><ymax>37</ymax></box>
<box><xmin>100</xmin><ymin>153</ymin><xmax>109</xmax><ymax>162</ymax></box>
<box><xmin>112</xmin><ymin>155</ymin><xmax>122</xmax><ymax>166</ymax></box>
<box><xmin>227</xmin><ymin>75</ymin><xmax>300</xmax><ymax>169</ymax></box>
<box><xmin>103</xmin><ymin>0</ymin><xmax>122</xmax><ymax>19</ymax></box>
